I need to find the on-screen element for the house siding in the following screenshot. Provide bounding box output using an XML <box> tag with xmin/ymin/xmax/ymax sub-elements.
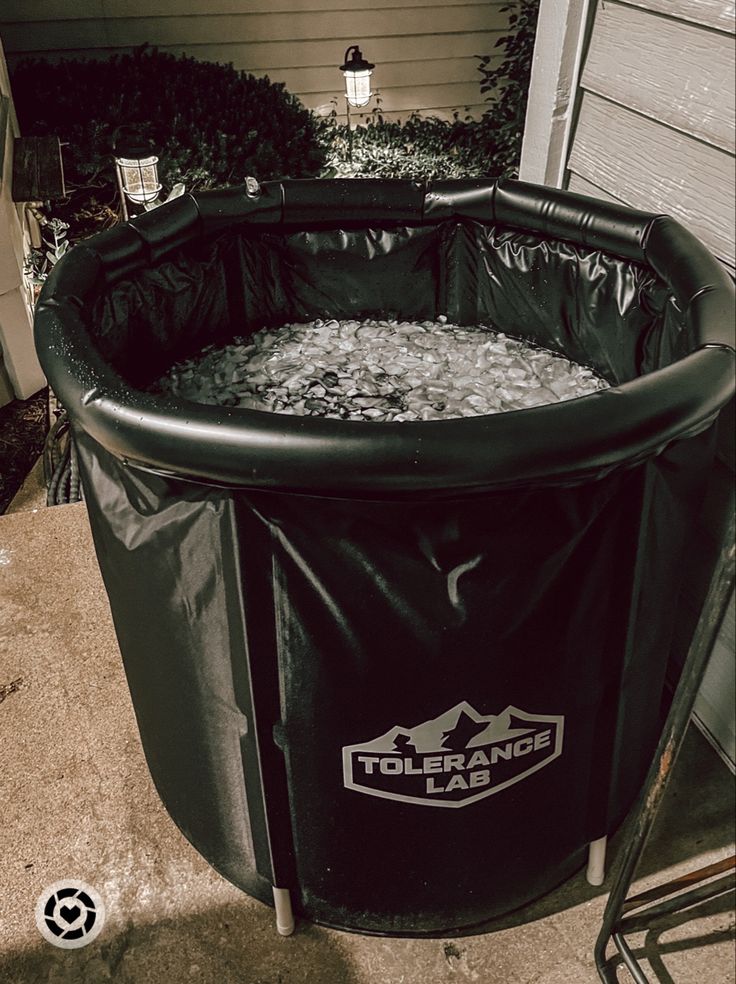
<box><xmin>0</xmin><ymin>0</ymin><xmax>508</xmax><ymax>121</ymax></box>
<box><xmin>620</xmin><ymin>0</ymin><xmax>735</xmax><ymax>32</ymax></box>
<box><xmin>564</xmin><ymin>0</ymin><xmax>736</xmax><ymax>766</ymax></box>
<box><xmin>581</xmin><ymin>1</ymin><xmax>734</xmax><ymax>152</ymax></box>
<box><xmin>567</xmin><ymin>0</ymin><xmax>735</xmax><ymax>267</ymax></box>
<box><xmin>568</xmin><ymin>91</ymin><xmax>735</xmax><ymax>267</ymax></box>
<box><xmin>0</xmin><ymin>40</ymin><xmax>44</xmax><ymax>404</ymax></box>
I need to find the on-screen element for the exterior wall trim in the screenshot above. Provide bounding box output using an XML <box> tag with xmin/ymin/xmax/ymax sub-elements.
<box><xmin>519</xmin><ymin>0</ymin><xmax>592</xmax><ymax>188</ymax></box>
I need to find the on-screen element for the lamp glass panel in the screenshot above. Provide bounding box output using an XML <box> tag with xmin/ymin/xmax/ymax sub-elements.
<box><xmin>345</xmin><ymin>70</ymin><xmax>372</xmax><ymax>108</ymax></box>
<box><xmin>116</xmin><ymin>156</ymin><xmax>161</xmax><ymax>204</ymax></box>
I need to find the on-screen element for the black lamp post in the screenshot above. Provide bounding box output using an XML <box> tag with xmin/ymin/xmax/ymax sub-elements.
<box><xmin>339</xmin><ymin>45</ymin><xmax>375</xmax><ymax>163</ymax></box>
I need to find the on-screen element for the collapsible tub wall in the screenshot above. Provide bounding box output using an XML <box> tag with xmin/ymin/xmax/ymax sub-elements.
<box><xmin>93</xmin><ymin>219</ymin><xmax>677</xmax><ymax>392</ymax></box>
<box><xmin>35</xmin><ymin>180</ymin><xmax>735</xmax><ymax>934</ymax></box>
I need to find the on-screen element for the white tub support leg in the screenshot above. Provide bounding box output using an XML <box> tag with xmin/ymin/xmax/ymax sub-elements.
<box><xmin>586</xmin><ymin>835</ymin><xmax>608</xmax><ymax>886</ymax></box>
<box><xmin>273</xmin><ymin>886</ymin><xmax>295</xmax><ymax>936</ymax></box>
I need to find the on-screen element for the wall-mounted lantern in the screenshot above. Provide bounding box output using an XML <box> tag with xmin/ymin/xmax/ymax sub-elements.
<box><xmin>339</xmin><ymin>45</ymin><xmax>375</xmax><ymax>164</ymax></box>
<box><xmin>113</xmin><ymin>134</ymin><xmax>161</xmax><ymax>220</ymax></box>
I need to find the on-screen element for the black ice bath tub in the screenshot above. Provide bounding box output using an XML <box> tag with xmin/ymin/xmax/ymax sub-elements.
<box><xmin>35</xmin><ymin>178</ymin><xmax>735</xmax><ymax>935</ymax></box>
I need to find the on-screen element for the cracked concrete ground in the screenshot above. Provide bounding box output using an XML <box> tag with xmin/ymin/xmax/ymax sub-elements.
<box><xmin>0</xmin><ymin>503</ymin><xmax>734</xmax><ymax>984</ymax></box>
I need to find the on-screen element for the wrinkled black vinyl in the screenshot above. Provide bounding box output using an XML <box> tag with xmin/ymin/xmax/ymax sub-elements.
<box><xmin>36</xmin><ymin>180</ymin><xmax>735</xmax><ymax>934</ymax></box>
<box><xmin>77</xmin><ymin>426</ymin><xmax>713</xmax><ymax>933</ymax></box>
<box><xmin>95</xmin><ymin>223</ymin><xmax>676</xmax><ymax>389</ymax></box>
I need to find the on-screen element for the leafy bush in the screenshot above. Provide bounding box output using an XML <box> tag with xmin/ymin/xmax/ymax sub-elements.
<box><xmin>322</xmin><ymin>109</ymin><xmax>491</xmax><ymax>181</ymax></box>
<box><xmin>12</xmin><ymin>0</ymin><xmax>539</xmax><ymax>207</ymax></box>
<box><xmin>24</xmin><ymin>216</ymin><xmax>69</xmax><ymax>286</ymax></box>
<box><xmin>11</xmin><ymin>46</ymin><xmax>327</xmax><ymax>193</ymax></box>
<box><xmin>320</xmin><ymin>0</ymin><xmax>540</xmax><ymax>181</ymax></box>
<box><xmin>476</xmin><ymin>0</ymin><xmax>541</xmax><ymax>177</ymax></box>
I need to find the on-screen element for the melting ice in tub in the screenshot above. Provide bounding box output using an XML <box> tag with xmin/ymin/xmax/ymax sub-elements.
<box><xmin>155</xmin><ymin>318</ymin><xmax>609</xmax><ymax>422</ymax></box>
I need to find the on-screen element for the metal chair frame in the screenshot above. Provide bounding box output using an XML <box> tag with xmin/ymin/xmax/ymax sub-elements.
<box><xmin>595</xmin><ymin>514</ymin><xmax>735</xmax><ymax>983</ymax></box>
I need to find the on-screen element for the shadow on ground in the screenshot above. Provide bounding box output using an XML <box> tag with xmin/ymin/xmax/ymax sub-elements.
<box><xmin>0</xmin><ymin>901</ymin><xmax>363</xmax><ymax>984</ymax></box>
<box><xmin>465</xmin><ymin>726</ymin><xmax>734</xmax><ymax>936</ymax></box>
<box><xmin>2</xmin><ymin>878</ymin><xmax>732</xmax><ymax>984</ymax></box>
<box><xmin>1</xmin><ymin>688</ymin><xmax>731</xmax><ymax>984</ymax></box>
<box><xmin>601</xmin><ymin>891</ymin><xmax>735</xmax><ymax>984</ymax></box>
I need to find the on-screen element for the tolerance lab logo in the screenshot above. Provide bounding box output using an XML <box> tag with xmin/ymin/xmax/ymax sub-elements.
<box><xmin>35</xmin><ymin>880</ymin><xmax>105</xmax><ymax>949</ymax></box>
<box><xmin>343</xmin><ymin>701</ymin><xmax>564</xmax><ymax>808</ymax></box>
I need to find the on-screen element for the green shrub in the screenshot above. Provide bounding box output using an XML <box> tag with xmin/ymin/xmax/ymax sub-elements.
<box><xmin>320</xmin><ymin>0</ymin><xmax>540</xmax><ymax>181</ymax></box>
<box><xmin>12</xmin><ymin>1</ymin><xmax>540</xmax><ymax>200</ymax></box>
<box><xmin>11</xmin><ymin>46</ymin><xmax>327</xmax><ymax>192</ymax></box>
<box><xmin>476</xmin><ymin>0</ymin><xmax>541</xmax><ymax>177</ymax></box>
<box><xmin>322</xmin><ymin>109</ymin><xmax>492</xmax><ymax>181</ymax></box>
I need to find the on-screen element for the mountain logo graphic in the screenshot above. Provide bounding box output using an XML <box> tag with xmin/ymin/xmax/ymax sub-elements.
<box><xmin>342</xmin><ymin>701</ymin><xmax>564</xmax><ymax>808</ymax></box>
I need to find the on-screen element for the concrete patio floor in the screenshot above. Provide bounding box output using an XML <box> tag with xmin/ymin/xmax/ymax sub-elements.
<box><xmin>1</xmin><ymin>502</ymin><xmax>734</xmax><ymax>984</ymax></box>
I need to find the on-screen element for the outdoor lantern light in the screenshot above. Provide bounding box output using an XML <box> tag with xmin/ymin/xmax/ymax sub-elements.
<box><xmin>113</xmin><ymin>134</ymin><xmax>161</xmax><ymax>219</ymax></box>
<box><xmin>340</xmin><ymin>45</ymin><xmax>374</xmax><ymax>109</ymax></box>
<box><xmin>339</xmin><ymin>45</ymin><xmax>375</xmax><ymax>165</ymax></box>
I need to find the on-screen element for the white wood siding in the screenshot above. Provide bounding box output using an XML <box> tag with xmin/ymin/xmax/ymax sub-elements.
<box><xmin>0</xmin><ymin>1</ymin><xmax>508</xmax><ymax>121</ymax></box>
<box><xmin>568</xmin><ymin>91</ymin><xmax>736</xmax><ymax>266</ymax></box>
<box><xmin>567</xmin><ymin>0</ymin><xmax>736</xmax><ymax>266</ymax></box>
<box><xmin>620</xmin><ymin>0</ymin><xmax>735</xmax><ymax>33</ymax></box>
<box><xmin>567</xmin><ymin>174</ymin><xmax>736</xmax><ymax>281</ymax></box>
<box><xmin>582</xmin><ymin>2</ymin><xmax>734</xmax><ymax>152</ymax></box>
<box><xmin>562</xmin><ymin>0</ymin><xmax>736</xmax><ymax>767</ymax></box>
<box><xmin>519</xmin><ymin>0</ymin><xmax>590</xmax><ymax>188</ymax></box>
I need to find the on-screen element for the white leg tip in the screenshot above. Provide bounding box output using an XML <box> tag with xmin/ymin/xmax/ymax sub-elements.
<box><xmin>273</xmin><ymin>886</ymin><xmax>295</xmax><ymax>936</ymax></box>
<box><xmin>586</xmin><ymin>835</ymin><xmax>607</xmax><ymax>886</ymax></box>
